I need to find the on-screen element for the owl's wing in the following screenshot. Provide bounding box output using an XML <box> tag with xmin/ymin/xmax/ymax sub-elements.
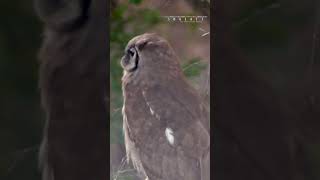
<box><xmin>137</xmin><ymin>83</ymin><xmax>210</xmax><ymax>180</ymax></box>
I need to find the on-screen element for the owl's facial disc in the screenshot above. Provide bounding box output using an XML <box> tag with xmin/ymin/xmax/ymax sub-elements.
<box><xmin>121</xmin><ymin>47</ymin><xmax>139</xmax><ymax>72</ymax></box>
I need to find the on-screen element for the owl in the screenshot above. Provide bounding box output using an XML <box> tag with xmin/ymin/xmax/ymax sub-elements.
<box><xmin>121</xmin><ymin>33</ymin><xmax>210</xmax><ymax>180</ymax></box>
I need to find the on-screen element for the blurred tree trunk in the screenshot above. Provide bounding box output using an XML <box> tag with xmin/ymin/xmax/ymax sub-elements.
<box><xmin>285</xmin><ymin>1</ymin><xmax>320</xmax><ymax>179</ymax></box>
<box><xmin>110</xmin><ymin>0</ymin><xmax>117</xmax><ymax>12</ymax></box>
<box><xmin>212</xmin><ymin>1</ymin><xmax>301</xmax><ymax>179</ymax></box>
<box><xmin>37</xmin><ymin>0</ymin><xmax>108</xmax><ymax>180</ymax></box>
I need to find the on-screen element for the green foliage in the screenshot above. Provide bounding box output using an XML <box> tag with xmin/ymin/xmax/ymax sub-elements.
<box><xmin>182</xmin><ymin>57</ymin><xmax>207</xmax><ymax>78</ymax></box>
<box><xmin>129</xmin><ymin>0</ymin><xmax>143</xmax><ymax>5</ymax></box>
<box><xmin>141</xmin><ymin>9</ymin><xmax>161</xmax><ymax>25</ymax></box>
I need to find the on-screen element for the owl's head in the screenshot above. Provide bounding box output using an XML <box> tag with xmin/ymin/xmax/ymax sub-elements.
<box><xmin>120</xmin><ymin>33</ymin><xmax>181</xmax><ymax>78</ymax></box>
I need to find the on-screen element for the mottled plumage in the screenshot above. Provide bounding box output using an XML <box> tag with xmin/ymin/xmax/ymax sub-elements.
<box><xmin>121</xmin><ymin>33</ymin><xmax>210</xmax><ymax>180</ymax></box>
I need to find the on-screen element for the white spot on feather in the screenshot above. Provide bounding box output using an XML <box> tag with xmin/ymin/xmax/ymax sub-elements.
<box><xmin>142</xmin><ymin>91</ymin><xmax>160</xmax><ymax>120</ymax></box>
<box><xmin>149</xmin><ymin>107</ymin><xmax>154</xmax><ymax>115</ymax></box>
<box><xmin>165</xmin><ymin>127</ymin><xmax>174</xmax><ymax>145</ymax></box>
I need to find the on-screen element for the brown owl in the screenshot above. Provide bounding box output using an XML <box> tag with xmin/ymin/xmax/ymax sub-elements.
<box><xmin>121</xmin><ymin>33</ymin><xmax>210</xmax><ymax>180</ymax></box>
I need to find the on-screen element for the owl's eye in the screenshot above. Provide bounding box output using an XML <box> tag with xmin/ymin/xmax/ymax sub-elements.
<box><xmin>121</xmin><ymin>47</ymin><xmax>139</xmax><ymax>72</ymax></box>
<box><xmin>128</xmin><ymin>47</ymin><xmax>136</xmax><ymax>57</ymax></box>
